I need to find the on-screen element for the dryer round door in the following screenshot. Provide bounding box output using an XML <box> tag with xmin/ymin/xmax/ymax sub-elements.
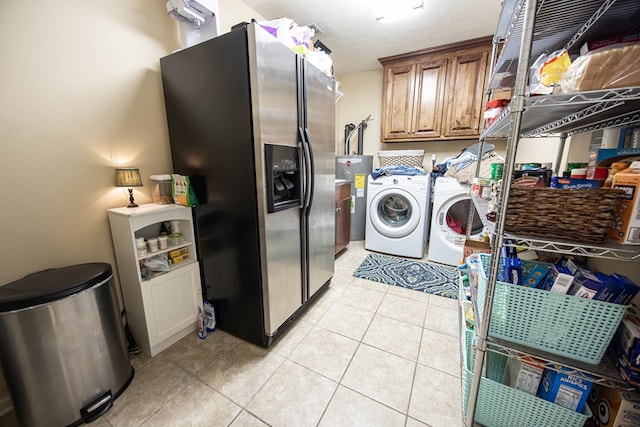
<box><xmin>437</xmin><ymin>196</ymin><xmax>484</xmax><ymax>237</ymax></box>
<box><xmin>369</xmin><ymin>188</ymin><xmax>421</xmax><ymax>238</ymax></box>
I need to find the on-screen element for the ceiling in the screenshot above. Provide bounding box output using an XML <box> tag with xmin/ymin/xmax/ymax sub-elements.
<box><xmin>240</xmin><ymin>0</ymin><xmax>503</xmax><ymax>75</ymax></box>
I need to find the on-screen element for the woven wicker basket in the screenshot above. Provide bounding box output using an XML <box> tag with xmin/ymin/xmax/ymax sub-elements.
<box><xmin>377</xmin><ymin>150</ymin><xmax>425</xmax><ymax>168</ymax></box>
<box><xmin>504</xmin><ymin>186</ymin><xmax>623</xmax><ymax>244</ymax></box>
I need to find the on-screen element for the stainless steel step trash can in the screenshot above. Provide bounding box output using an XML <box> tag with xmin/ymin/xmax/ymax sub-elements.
<box><xmin>0</xmin><ymin>263</ymin><xmax>134</xmax><ymax>426</ymax></box>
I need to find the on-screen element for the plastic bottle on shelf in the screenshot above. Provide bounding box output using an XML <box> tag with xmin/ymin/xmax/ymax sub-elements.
<box><xmin>147</xmin><ymin>238</ymin><xmax>159</xmax><ymax>253</ymax></box>
<box><xmin>158</xmin><ymin>235</ymin><xmax>168</xmax><ymax>250</ymax></box>
<box><xmin>136</xmin><ymin>238</ymin><xmax>147</xmax><ymax>257</ymax></box>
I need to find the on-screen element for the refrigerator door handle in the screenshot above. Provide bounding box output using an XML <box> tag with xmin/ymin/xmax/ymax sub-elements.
<box><xmin>303</xmin><ymin>127</ymin><xmax>315</xmax><ymax>211</ymax></box>
<box><xmin>299</xmin><ymin>126</ymin><xmax>313</xmax><ymax>210</ymax></box>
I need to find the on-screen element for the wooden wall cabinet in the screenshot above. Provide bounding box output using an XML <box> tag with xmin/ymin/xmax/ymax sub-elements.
<box><xmin>379</xmin><ymin>37</ymin><xmax>491</xmax><ymax>142</ymax></box>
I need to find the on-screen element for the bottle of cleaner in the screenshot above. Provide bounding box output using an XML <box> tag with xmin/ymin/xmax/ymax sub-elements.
<box><xmin>203</xmin><ymin>301</ymin><xmax>216</xmax><ymax>332</ymax></box>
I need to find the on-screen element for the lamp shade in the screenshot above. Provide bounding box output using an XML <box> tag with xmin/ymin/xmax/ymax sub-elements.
<box><xmin>114</xmin><ymin>168</ymin><xmax>143</xmax><ymax>188</ymax></box>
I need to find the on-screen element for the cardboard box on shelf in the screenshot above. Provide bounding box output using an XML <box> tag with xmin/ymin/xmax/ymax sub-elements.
<box><xmin>615</xmin><ymin>312</ymin><xmax>640</xmax><ymax>370</ymax></box>
<box><xmin>585</xmin><ymin>384</ymin><xmax>640</xmax><ymax>427</ymax></box>
<box><xmin>632</xmin><ymin>128</ymin><xmax>640</xmax><ymax>148</ymax></box>
<box><xmin>523</xmin><ymin>264</ymin><xmax>549</xmax><ymax>289</ymax></box>
<box><xmin>610</xmin><ymin>161</ymin><xmax>640</xmax><ymax>244</ymax></box>
<box><xmin>550</xmin><ymin>177</ymin><xmax>602</xmax><ymax>189</ymax></box>
<box><xmin>463</xmin><ymin>238</ymin><xmax>491</xmax><ymax>260</ymax></box>
<box><xmin>503</xmin><ymin>357</ymin><xmax>544</xmax><ymax>395</ymax></box>
<box><xmin>170</xmin><ymin>253</ymin><xmax>190</xmax><ymax>264</ymax></box>
<box><xmin>539</xmin><ymin>264</ymin><xmax>575</xmax><ymax>294</ymax></box>
<box><xmin>168</xmin><ymin>247</ymin><xmax>189</xmax><ymax>258</ymax></box>
<box><xmin>590</xmin><ymin>147</ymin><xmax>640</xmax><ymax>168</ymax></box>
<box><xmin>611</xmin><ymin>273</ymin><xmax>640</xmax><ymax>305</ymax></box>
<box><xmin>513</xmin><ymin>169</ymin><xmax>552</xmax><ymax>187</ymax></box>
<box><xmin>571</xmin><ymin>270</ymin><xmax>604</xmax><ymax>299</ymax></box>
<box><xmin>587</xmin><ymin>147</ymin><xmax>640</xmax><ymax>179</ymax></box>
<box><xmin>537</xmin><ymin>369</ymin><xmax>593</xmax><ymax>413</ymax></box>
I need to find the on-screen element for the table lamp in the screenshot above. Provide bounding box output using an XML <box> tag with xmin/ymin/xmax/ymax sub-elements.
<box><xmin>115</xmin><ymin>168</ymin><xmax>143</xmax><ymax>208</ymax></box>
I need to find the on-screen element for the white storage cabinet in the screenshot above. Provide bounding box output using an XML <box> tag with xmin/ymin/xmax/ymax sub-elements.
<box><xmin>107</xmin><ymin>204</ymin><xmax>202</xmax><ymax>357</ymax></box>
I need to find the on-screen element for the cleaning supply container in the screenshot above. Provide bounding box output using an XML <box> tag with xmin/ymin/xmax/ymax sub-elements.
<box><xmin>0</xmin><ymin>263</ymin><xmax>134</xmax><ymax>426</ymax></box>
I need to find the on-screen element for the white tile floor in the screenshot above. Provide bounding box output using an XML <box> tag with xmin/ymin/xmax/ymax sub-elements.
<box><xmin>0</xmin><ymin>241</ymin><xmax>463</xmax><ymax>427</ymax></box>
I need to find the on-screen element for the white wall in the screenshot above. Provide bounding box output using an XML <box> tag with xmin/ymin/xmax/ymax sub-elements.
<box><xmin>0</xmin><ymin>0</ymin><xmax>263</xmax><ymax>410</ymax></box>
<box><xmin>515</xmin><ymin>137</ymin><xmax>561</xmax><ymax>169</ymax></box>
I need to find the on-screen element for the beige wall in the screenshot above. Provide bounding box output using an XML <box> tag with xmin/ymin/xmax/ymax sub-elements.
<box><xmin>0</xmin><ymin>0</ymin><xmax>262</xmax><ymax>409</ymax></box>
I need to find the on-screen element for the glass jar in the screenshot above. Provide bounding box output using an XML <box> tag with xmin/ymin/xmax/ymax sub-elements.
<box><xmin>149</xmin><ymin>174</ymin><xmax>173</xmax><ymax>204</ymax></box>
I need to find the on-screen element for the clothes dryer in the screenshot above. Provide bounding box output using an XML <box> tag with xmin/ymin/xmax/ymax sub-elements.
<box><xmin>365</xmin><ymin>174</ymin><xmax>430</xmax><ymax>258</ymax></box>
<box><xmin>427</xmin><ymin>177</ymin><xmax>484</xmax><ymax>266</ymax></box>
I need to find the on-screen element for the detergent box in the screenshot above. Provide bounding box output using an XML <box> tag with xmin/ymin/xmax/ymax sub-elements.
<box><xmin>537</xmin><ymin>369</ymin><xmax>593</xmax><ymax>413</ymax></box>
<box><xmin>571</xmin><ymin>270</ymin><xmax>604</xmax><ymax>299</ymax></box>
<box><xmin>612</xmin><ymin>273</ymin><xmax>640</xmax><ymax>305</ymax></box>
<box><xmin>615</xmin><ymin>311</ymin><xmax>640</xmax><ymax>370</ymax></box>
<box><xmin>540</xmin><ymin>264</ymin><xmax>575</xmax><ymax>294</ymax></box>
<box><xmin>585</xmin><ymin>384</ymin><xmax>640</xmax><ymax>427</ymax></box>
<box><xmin>523</xmin><ymin>264</ymin><xmax>549</xmax><ymax>288</ymax></box>
<box><xmin>557</xmin><ymin>256</ymin><xmax>589</xmax><ymax>275</ymax></box>
<box><xmin>610</xmin><ymin>161</ymin><xmax>640</xmax><ymax>244</ymax></box>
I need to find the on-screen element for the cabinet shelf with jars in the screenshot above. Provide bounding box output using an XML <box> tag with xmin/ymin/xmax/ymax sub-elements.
<box><xmin>107</xmin><ymin>203</ymin><xmax>202</xmax><ymax>357</ymax></box>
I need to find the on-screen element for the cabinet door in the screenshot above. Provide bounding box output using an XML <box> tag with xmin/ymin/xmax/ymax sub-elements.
<box><xmin>443</xmin><ymin>47</ymin><xmax>489</xmax><ymax>138</ymax></box>
<box><xmin>335</xmin><ymin>197</ymin><xmax>350</xmax><ymax>254</ymax></box>
<box><xmin>381</xmin><ymin>64</ymin><xmax>416</xmax><ymax>140</ymax></box>
<box><xmin>412</xmin><ymin>57</ymin><xmax>448</xmax><ymax>139</ymax></box>
<box><xmin>143</xmin><ymin>262</ymin><xmax>202</xmax><ymax>351</ymax></box>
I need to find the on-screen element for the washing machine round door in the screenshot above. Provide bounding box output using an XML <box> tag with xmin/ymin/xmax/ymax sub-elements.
<box><xmin>369</xmin><ymin>188</ymin><xmax>421</xmax><ymax>238</ymax></box>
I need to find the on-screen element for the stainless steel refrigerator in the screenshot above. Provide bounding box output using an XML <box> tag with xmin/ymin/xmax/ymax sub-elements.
<box><xmin>160</xmin><ymin>23</ymin><xmax>335</xmax><ymax>347</ymax></box>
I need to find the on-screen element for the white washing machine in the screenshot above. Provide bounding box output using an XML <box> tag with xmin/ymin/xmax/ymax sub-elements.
<box><xmin>427</xmin><ymin>177</ymin><xmax>484</xmax><ymax>266</ymax></box>
<box><xmin>365</xmin><ymin>174</ymin><xmax>430</xmax><ymax>258</ymax></box>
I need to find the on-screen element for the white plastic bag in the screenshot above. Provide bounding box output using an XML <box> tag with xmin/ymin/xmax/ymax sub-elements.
<box><xmin>560</xmin><ymin>42</ymin><xmax>640</xmax><ymax>93</ymax></box>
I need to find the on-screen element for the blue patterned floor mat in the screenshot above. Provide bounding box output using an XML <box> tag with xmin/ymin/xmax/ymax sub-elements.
<box><xmin>353</xmin><ymin>253</ymin><xmax>458</xmax><ymax>299</ymax></box>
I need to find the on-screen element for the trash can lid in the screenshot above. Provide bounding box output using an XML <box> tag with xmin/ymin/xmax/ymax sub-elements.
<box><xmin>0</xmin><ymin>263</ymin><xmax>113</xmax><ymax>312</ymax></box>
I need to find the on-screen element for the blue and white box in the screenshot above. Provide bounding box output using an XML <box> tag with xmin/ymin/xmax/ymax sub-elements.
<box><xmin>540</xmin><ymin>265</ymin><xmax>575</xmax><ymax>294</ymax></box>
<box><xmin>571</xmin><ymin>270</ymin><xmax>604</xmax><ymax>299</ymax></box>
<box><xmin>612</xmin><ymin>274</ymin><xmax>640</xmax><ymax>305</ymax></box>
<box><xmin>537</xmin><ymin>369</ymin><xmax>593</xmax><ymax>413</ymax></box>
<box><xmin>523</xmin><ymin>264</ymin><xmax>550</xmax><ymax>288</ymax></box>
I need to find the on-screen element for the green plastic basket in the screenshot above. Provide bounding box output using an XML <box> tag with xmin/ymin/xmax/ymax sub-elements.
<box><xmin>477</xmin><ymin>254</ymin><xmax>627</xmax><ymax>364</ymax></box>
<box><xmin>462</xmin><ymin>330</ymin><xmax>592</xmax><ymax>427</ymax></box>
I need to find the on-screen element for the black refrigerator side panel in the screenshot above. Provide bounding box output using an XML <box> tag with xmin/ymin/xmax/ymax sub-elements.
<box><xmin>160</xmin><ymin>28</ymin><xmax>266</xmax><ymax>346</ymax></box>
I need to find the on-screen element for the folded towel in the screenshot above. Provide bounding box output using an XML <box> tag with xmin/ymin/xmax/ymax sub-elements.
<box><xmin>371</xmin><ymin>165</ymin><xmax>426</xmax><ymax>179</ymax></box>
